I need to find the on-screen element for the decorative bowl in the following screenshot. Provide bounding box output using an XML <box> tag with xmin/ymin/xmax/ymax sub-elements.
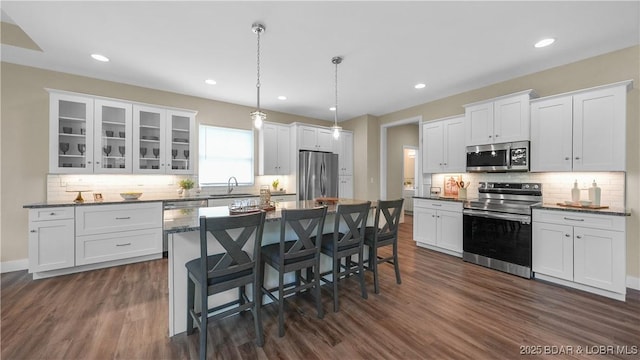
<box><xmin>120</xmin><ymin>192</ymin><xmax>142</xmax><ymax>200</ymax></box>
<box><xmin>579</xmin><ymin>200</ymin><xmax>592</xmax><ymax>207</ymax></box>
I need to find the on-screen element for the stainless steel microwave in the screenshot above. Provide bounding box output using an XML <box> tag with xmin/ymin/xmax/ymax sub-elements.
<box><xmin>466</xmin><ymin>141</ymin><xmax>529</xmax><ymax>172</ymax></box>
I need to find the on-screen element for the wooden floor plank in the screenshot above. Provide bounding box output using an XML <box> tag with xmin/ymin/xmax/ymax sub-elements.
<box><xmin>2</xmin><ymin>215</ymin><xmax>639</xmax><ymax>359</ymax></box>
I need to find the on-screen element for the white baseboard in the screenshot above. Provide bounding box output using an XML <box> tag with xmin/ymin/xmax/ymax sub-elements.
<box><xmin>1</xmin><ymin>258</ymin><xmax>28</xmax><ymax>273</ymax></box>
<box><xmin>627</xmin><ymin>275</ymin><xmax>640</xmax><ymax>290</ymax></box>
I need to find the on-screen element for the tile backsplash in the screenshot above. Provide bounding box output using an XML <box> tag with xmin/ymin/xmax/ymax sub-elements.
<box><xmin>431</xmin><ymin>172</ymin><xmax>626</xmax><ymax>209</ymax></box>
<box><xmin>47</xmin><ymin>174</ymin><xmax>293</xmax><ymax>203</ymax></box>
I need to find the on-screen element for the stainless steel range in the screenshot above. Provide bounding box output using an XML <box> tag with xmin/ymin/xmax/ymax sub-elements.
<box><xmin>462</xmin><ymin>182</ymin><xmax>542</xmax><ymax>278</ymax></box>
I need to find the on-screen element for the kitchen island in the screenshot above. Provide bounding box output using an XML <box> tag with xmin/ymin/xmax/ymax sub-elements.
<box><xmin>164</xmin><ymin>199</ymin><xmax>374</xmax><ymax>336</ymax></box>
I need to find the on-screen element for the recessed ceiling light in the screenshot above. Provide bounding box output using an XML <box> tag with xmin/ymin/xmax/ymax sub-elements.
<box><xmin>329</xmin><ymin>106</ymin><xmax>336</xmax><ymax>111</ymax></box>
<box><xmin>205</xmin><ymin>79</ymin><xmax>217</xmax><ymax>85</ymax></box>
<box><xmin>91</xmin><ymin>54</ymin><xmax>109</xmax><ymax>62</ymax></box>
<box><xmin>534</xmin><ymin>38</ymin><xmax>555</xmax><ymax>48</ymax></box>
<box><xmin>277</xmin><ymin>95</ymin><xmax>287</xmax><ymax>100</ymax></box>
<box><xmin>414</xmin><ymin>83</ymin><xmax>426</xmax><ymax>89</ymax></box>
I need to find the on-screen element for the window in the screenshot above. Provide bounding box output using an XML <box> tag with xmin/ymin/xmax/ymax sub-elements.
<box><xmin>199</xmin><ymin>125</ymin><xmax>254</xmax><ymax>186</ymax></box>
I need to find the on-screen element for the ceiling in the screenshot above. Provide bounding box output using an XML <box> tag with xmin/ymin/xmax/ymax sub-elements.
<box><xmin>1</xmin><ymin>1</ymin><xmax>639</xmax><ymax>122</ymax></box>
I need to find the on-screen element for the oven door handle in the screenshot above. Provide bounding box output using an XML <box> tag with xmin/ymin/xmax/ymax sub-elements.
<box><xmin>463</xmin><ymin>209</ymin><xmax>531</xmax><ymax>224</ymax></box>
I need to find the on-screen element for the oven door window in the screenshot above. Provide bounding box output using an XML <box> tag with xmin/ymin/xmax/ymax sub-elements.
<box><xmin>466</xmin><ymin>149</ymin><xmax>508</xmax><ymax>167</ymax></box>
<box><xmin>463</xmin><ymin>215</ymin><xmax>531</xmax><ymax>267</ymax></box>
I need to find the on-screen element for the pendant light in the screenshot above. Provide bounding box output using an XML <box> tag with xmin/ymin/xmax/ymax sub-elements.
<box><xmin>250</xmin><ymin>23</ymin><xmax>266</xmax><ymax>129</ymax></box>
<box><xmin>331</xmin><ymin>56</ymin><xmax>343</xmax><ymax>139</ymax></box>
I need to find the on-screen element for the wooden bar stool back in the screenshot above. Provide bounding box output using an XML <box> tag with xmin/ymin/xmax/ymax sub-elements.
<box><xmin>186</xmin><ymin>211</ymin><xmax>266</xmax><ymax>360</ymax></box>
<box><xmin>260</xmin><ymin>206</ymin><xmax>327</xmax><ymax>337</ymax></box>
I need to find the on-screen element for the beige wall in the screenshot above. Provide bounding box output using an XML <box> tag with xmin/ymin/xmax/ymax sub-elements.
<box><xmin>341</xmin><ymin>114</ymin><xmax>380</xmax><ymax>201</ymax></box>
<box><xmin>374</xmin><ymin>45</ymin><xmax>640</xmax><ymax>279</ymax></box>
<box><xmin>0</xmin><ymin>62</ymin><xmax>331</xmax><ymax>263</ymax></box>
<box><xmin>386</xmin><ymin>125</ymin><xmax>419</xmax><ymax>200</ymax></box>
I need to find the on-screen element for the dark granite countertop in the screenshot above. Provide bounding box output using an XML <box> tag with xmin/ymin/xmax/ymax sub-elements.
<box><xmin>23</xmin><ymin>192</ymin><xmax>296</xmax><ymax>209</ymax></box>
<box><xmin>533</xmin><ymin>203</ymin><xmax>630</xmax><ymax>217</ymax></box>
<box><xmin>164</xmin><ymin>199</ymin><xmax>374</xmax><ymax>234</ymax></box>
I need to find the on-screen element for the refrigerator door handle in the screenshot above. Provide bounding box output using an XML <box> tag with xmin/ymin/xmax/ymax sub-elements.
<box><xmin>320</xmin><ymin>160</ymin><xmax>326</xmax><ymax>196</ymax></box>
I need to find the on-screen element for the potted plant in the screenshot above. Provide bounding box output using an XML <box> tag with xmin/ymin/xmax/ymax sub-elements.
<box><xmin>178</xmin><ymin>178</ymin><xmax>195</xmax><ymax>197</ymax></box>
<box><xmin>271</xmin><ymin>178</ymin><xmax>279</xmax><ymax>192</ymax></box>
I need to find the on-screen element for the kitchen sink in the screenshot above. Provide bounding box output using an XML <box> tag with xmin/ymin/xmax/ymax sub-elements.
<box><xmin>209</xmin><ymin>193</ymin><xmax>256</xmax><ymax>198</ymax></box>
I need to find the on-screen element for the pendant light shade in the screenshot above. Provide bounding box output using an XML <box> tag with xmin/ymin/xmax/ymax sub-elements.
<box><xmin>331</xmin><ymin>56</ymin><xmax>343</xmax><ymax>139</ymax></box>
<box><xmin>251</xmin><ymin>23</ymin><xmax>266</xmax><ymax>129</ymax></box>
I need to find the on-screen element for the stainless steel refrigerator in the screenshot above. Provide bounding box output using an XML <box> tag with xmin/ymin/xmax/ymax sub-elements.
<box><xmin>298</xmin><ymin>151</ymin><xmax>339</xmax><ymax>200</ymax></box>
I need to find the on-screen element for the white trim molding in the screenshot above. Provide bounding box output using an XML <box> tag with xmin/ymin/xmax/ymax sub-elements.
<box><xmin>1</xmin><ymin>258</ymin><xmax>28</xmax><ymax>273</ymax></box>
<box><xmin>380</xmin><ymin>115</ymin><xmax>422</xmax><ymax>200</ymax></box>
<box><xmin>627</xmin><ymin>275</ymin><xmax>640</xmax><ymax>291</ymax></box>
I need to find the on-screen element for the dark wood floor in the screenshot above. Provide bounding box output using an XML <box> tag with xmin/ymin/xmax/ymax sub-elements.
<box><xmin>2</xmin><ymin>215</ymin><xmax>639</xmax><ymax>359</ymax></box>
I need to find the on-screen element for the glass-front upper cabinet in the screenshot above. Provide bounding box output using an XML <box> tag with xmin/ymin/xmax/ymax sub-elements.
<box><xmin>133</xmin><ymin>105</ymin><xmax>166</xmax><ymax>174</ymax></box>
<box><xmin>49</xmin><ymin>92</ymin><xmax>94</xmax><ymax>173</ymax></box>
<box><xmin>94</xmin><ymin>99</ymin><xmax>132</xmax><ymax>173</ymax></box>
<box><xmin>166</xmin><ymin>110</ymin><xmax>195</xmax><ymax>174</ymax></box>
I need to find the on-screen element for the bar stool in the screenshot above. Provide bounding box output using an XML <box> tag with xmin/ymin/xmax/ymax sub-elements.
<box><xmin>317</xmin><ymin>202</ymin><xmax>371</xmax><ymax>312</ymax></box>
<box><xmin>186</xmin><ymin>211</ymin><xmax>266</xmax><ymax>360</ymax></box>
<box><xmin>363</xmin><ymin>199</ymin><xmax>404</xmax><ymax>294</ymax></box>
<box><xmin>260</xmin><ymin>206</ymin><xmax>327</xmax><ymax>337</ymax></box>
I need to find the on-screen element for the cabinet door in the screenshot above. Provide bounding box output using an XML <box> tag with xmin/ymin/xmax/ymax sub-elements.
<box><xmin>573</xmin><ymin>86</ymin><xmax>626</xmax><ymax>171</ymax></box>
<box><xmin>493</xmin><ymin>94</ymin><xmax>530</xmax><ymax>143</ymax></box>
<box><xmin>133</xmin><ymin>105</ymin><xmax>167</xmax><ymax>174</ymax></box>
<box><xmin>298</xmin><ymin>126</ymin><xmax>318</xmax><ymax>150</ymax></box>
<box><xmin>337</xmin><ymin>131</ymin><xmax>353</xmax><ymax>175</ymax></box>
<box><xmin>276</xmin><ymin>125</ymin><xmax>291</xmax><ymax>174</ymax></box>
<box><xmin>260</xmin><ymin>123</ymin><xmax>279</xmax><ymax>175</ymax></box>
<box><xmin>436</xmin><ymin>210</ymin><xmax>462</xmax><ymax>253</ymax></box>
<box><xmin>94</xmin><ymin>99</ymin><xmax>132</xmax><ymax>173</ymax></box>
<box><xmin>316</xmin><ymin>128</ymin><xmax>334</xmax><ymax>152</ymax></box>
<box><xmin>166</xmin><ymin>110</ymin><xmax>195</xmax><ymax>174</ymax></box>
<box><xmin>28</xmin><ymin>218</ymin><xmax>75</xmax><ymax>272</ymax></box>
<box><xmin>573</xmin><ymin>227</ymin><xmax>625</xmax><ymax>293</ymax></box>
<box><xmin>413</xmin><ymin>206</ymin><xmax>437</xmax><ymax>245</ymax></box>
<box><xmin>530</xmin><ymin>96</ymin><xmax>573</xmax><ymax>172</ymax></box>
<box><xmin>532</xmin><ymin>222</ymin><xmax>573</xmax><ymax>280</ymax></box>
<box><xmin>443</xmin><ymin>117</ymin><xmax>466</xmax><ymax>172</ymax></box>
<box><xmin>76</xmin><ymin>228</ymin><xmax>162</xmax><ymax>266</ymax></box>
<box><xmin>465</xmin><ymin>102</ymin><xmax>493</xmax><ymax>146</ymax></box>
<box><xmin>338</xmin><ymin>175</ymin><xmax>353</xmax><ymax>199</ymax></box>
<box><xmin>422</xmin><ymin>121</ymin><xmax>444</xmax><ymax>173</ymax></box>
<box><xmin>49</xmin><ymin>92</ymin><xmax>94</xmax><ymax>173</ymax></box>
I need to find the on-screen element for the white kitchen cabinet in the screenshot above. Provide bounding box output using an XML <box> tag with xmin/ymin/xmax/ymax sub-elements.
<box><xmin>93</xmin><ymin>99</ymin><xmax>133</xmax><ymax>173</ymax></box>
<box><xmin>259</xmin><ymin>122</ymin><xmax>291</xmax><ymax>175</ymax></box>
<box><xmin>413</xmin><ymin>198</ymin><xmax>462</xmax><ymax>256</ymax></box>
<box><xmin>28</xmin><ymin>207</ymin><xmax>75</xmax><ymax>272</ymax></box>
<box><xmin>75</xmin><ymin>202</ymin><xmax>163</xmax><ymax>266</ymax></box>
<box><xmin>133</xmin><ymin>105</ymin><xmax>196</xmax><ymax>174</ymax></box>
<box><xmin>334</xmin><ymin>130</ymin><xmax>354</xmax><ymax>175</ymax></box>
<box><xmin>49</xmin><ymin>91</ymin><xmax>95</xmax><ymax>173</ymax></box>
<box><xmin>271</xmin><ymin>194</ymin><xmax>296</xmax><ymax>203</ymax></box>
<box><xmin>532</xmin><ymin>222</ymin><xmax>573</xmax><ymax>281</ymax></box>
<box><xmin>297</xmin><ymin>125</ymin><xmax>334</xmax><ymax>152</ymax></box>
<box><xmin>422</xmin><ymin>115</ymin><xmax>465</xmax><ymax>173</ymax></box>
<box><xmin>464</xmin><ymin>90</ymin><xmax>534</xmax><ymax>146</ymax></box>
<box><xmin>532</xmin><ymin>209</ymin><xmax>626</xmax><ymax>300</ymax></box>
<box><xmin>531</xmin><ymin>80</ymin><xmax>630</xmax><ymax>172</ymax></box>
<box><xmin>338</xmin><ymin>175</ymin><xmax>353</xmax><ymax>199</ymax></box>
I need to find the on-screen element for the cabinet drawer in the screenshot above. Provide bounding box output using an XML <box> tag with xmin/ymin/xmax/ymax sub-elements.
<box><xmin>76</xmin><ymin>202</ymin><xmax>162</xmax><ymax>236</ymax></box>
<box><xmin>414</xmin><ymin>199</ymin><xmax>462</xmax><ymax>213</ymax></box>
<box><xmin>76</xmin><ymin>228</ymin><xmax>162</xmax><ymax>265</ymax></box>
<box><xmin>532</xmin><ymin>209</ymin><xmax>625</xmax><ymax>231</ymax></box>
<box><xmin>271</xmin><ymin>195</ymin><xmax>296</xmax><ymax>202</ymax></box>
<box><xmin>29</xmin><ymin>207</ymin><xmax>74</xmax><ymax>221</ymax></box>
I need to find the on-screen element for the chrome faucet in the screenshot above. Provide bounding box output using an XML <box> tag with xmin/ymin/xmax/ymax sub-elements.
<box><xmin>227</xmin><ymin>176</ymin><xmax>238</xmax><ymax>194</ymax></box>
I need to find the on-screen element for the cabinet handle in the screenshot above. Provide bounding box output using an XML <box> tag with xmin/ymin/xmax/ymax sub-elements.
<box><xmin>443</xmin><ymin>163</ymin><xmax>447</xmax><ymax>166</ymax></box>
<box><xmin>565</xmin><ymin>234</ymin><xmax>571</xmax><ymax>237</ymax></box>
<box><xmin>576</xmin><ymin>235</ymin><xmax>582</xmax><ymax>239</ymax></box>
<box><xmin>432</xmin><ymin>204</ymin><xmax>442</xmax><ymax>207</ymax></box>
<box><xmin>495</xmin><ymin>134</ymin><xmax>499</xmax><ymax>138</ymax></box>
<box><xmin>488</xmin><ymin>135</ymin><xmax>492</xmax><ymax>138</ymax></box>
<box><xmin>87</xmin><ymin>161</ymin><xmax>92</xmax><ymax>164</ymax></box>
<box><xmin>565</xmin><ymin>157</ymin><xmax>570</xmax><ymax>160</ymax></box>
<box><xmin>50</xmin><ymin>212</ymin><xmax>56</xmax><ymax>216</ymax></box>
<box><xmin>116</xmin><ymin>243</ymin><xmax>132</xmax><ymax>247</ymax></box>
<box><xmin>30</xmin><ymin>230</ymin><xmax>37</xmax><ymax>233</ymax></box>
<box><xmin>575</xmin><ymin>156</ymin><xmax>581</xmax><ymax>160</ymax></box>
<box><xmin>96</xmin><ymin>161</ymin><xmax>100</xmax><ymax>164</ymax></box>
<box><xmin>115</xmin><ymin>217</ymin><xmax>131</xmax><ymax>220</ymax></box>
<box><xmin>563</xmin><ymin>217</ymin><xmax>584</xmax><ymax>222</ymax></box>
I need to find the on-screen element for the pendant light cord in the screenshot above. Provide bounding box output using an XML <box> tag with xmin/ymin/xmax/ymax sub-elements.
<box><xmin>334</xmin><ymin>59</ymin><xmax>338</xmax><ymax>126</ymax></box>
<box><xmin>256</xmin><ymin>26</ymin><xmax>261</xmax><ymax>112</ymax></box>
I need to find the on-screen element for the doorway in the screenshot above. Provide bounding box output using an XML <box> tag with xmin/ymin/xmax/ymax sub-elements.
<box><xmin>402</xmin><ymin>146</ymin><xmax>418</xmax><ymax>215</ymax></box>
